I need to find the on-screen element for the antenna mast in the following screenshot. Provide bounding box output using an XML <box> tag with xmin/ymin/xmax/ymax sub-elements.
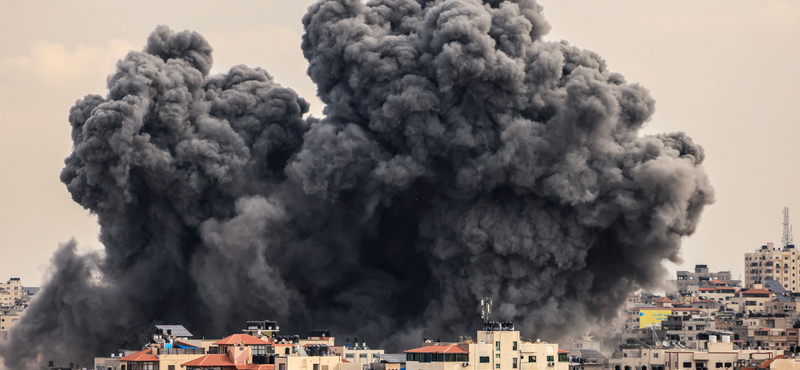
<box><xmin>783</xmin><ymin>207</ymin><xmax>794</xmax><ymax>247</ymax></box>
<box><xmin>481</xmin><ymin>297</ymin><xmax>492</xmax><ymax>324</ymax></box>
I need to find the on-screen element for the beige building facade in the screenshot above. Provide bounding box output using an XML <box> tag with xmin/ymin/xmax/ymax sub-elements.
<box><xmin>406</xmin><ymin>327</ymin><xmax>568</xmax><ymax>370</ymax></box>
<box><xmin>745</xmin><ymin>243</ymin><xmax>800</xmax><ymax>291</ymax></box>
<box><xmin>665</xmin><ymin>341</ymin><xmax>780</xmax><ymax>370</ymax></box>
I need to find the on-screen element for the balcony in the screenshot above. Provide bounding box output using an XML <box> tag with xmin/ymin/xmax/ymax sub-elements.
<box><xmin>156</xmin><ymin>348</ymin><xmax>205</xmax><ymax>355</ymax></box>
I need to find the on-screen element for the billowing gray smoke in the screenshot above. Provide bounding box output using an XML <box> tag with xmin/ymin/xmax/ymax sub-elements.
<box><xmin>1</xmin><ymin>0</ymin><xmax>713</xmax><ymax>368</ymax></box>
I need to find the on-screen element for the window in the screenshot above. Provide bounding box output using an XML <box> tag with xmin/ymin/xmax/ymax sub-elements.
<box><xmin>360</xmin><ymin>354</ymin><xmax>368</xmax><ymax>359</ymax></box>
<box><xmin>683</xmin><ymin>363</ymin><xmax>692</xmax><ymax>368</ymax></box>
<box><xmin>558</xmin><ymin>354</ymin><xmax>567</xmax><ymax>362</ymax></box>
<box><xmin>253</xmin><ymin>345</ymin><xmax>266</xmax><ymax>355</ymax></box>
<box><xmin>513</xmin><ymin>358</ymin><xmax>518</xmax><ymax>368</ymax></box>
<box><xmin>168</xmin><ymin>367</ymin><xmax>175</xmax><ymax>370</ymax></box>
<box><xmin>529</xmin><ymin>356</ymin><xmax>536</xmax><ymax>363</ymax></box>
<box><xmin>496</xmin><ymin>341</ymin><xmax>500</xmax><ymax>351</ymax></box>
<box><xmin>280</xmin><ymin>364</ymin><xmax>286</xmax><ymax>370</ymax></box>
<box><xmin>715</xmin><ymin>363</ymin><xmax>722</xmax><ymax>368</ymax></box>
<box><xmin>314</xmin><ymin>364</ymin><xmax>320</xmax><ymax>370</ymax></box>
<box><xmin>496</xmin><ymin>354</ymin><xmax>501</xmax><ymax>358</ymax></box>
<box><xmin>654</xmin><ymin>354</ymin><xmax>659</xmax><ymax>358</ymax></box>
<box><xmin>724</xmin><ymin>363</ymin><xmax>732</xmax><ymax>368</ymax></box>
<box><xmin>128</xmin><ymin>363</ymin><xmax>156</xmax><ymax>370</ymax></box>
<box><xmin>346</xmin><ymin>354</ymin><xmax>355</xmax><ymax>359</ymax></box>
<box><xmin>547</xmin><ymin>356</ymin><xmax>554</xmax><ymax>362</ymax></box>
<box><xmin>496</xmin><ymin>365</ymin><xmax>500</xmax><ymax>369</ymax></box>
<box><xmin>480</xmin><ymin>356</ymin><xmax>491</xmax><ymax>363</ymax></box>
<box><xmin>513</xmin><ymin>341</ymin><xmax>517</xmax><ymax>351</ymax></box>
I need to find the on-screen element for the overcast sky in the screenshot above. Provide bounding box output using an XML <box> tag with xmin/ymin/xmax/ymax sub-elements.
<box><xmin>1</xmin><ymin>0</ymin><xmax>798</xmax><ymax>287</ymax></box>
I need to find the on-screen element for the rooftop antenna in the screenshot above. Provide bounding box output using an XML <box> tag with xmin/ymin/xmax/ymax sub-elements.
<box><xmin>481</xmin><ymin>297</ymin><xmax>492</xmax><ymax>324</ymax></box>
<box><xmin>783</xmin><ymin>207</ymin><xmax>794</xmax><ymax>247</ymax></box>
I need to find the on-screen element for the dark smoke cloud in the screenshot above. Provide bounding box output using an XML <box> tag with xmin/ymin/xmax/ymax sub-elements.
<box><xmin>1</xmin><ymin>0</ymin><xmax>713</xmax><ymax>368</ymax></box>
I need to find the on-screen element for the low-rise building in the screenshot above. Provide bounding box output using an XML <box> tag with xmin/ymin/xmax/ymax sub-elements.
<box><xmin>405</xmin><ymin>322</ymin><xmax>569</xmax><ymax>370</ymax></box>
<box><xmin>664</xmin><ymin>339</ymin><xmax>779</xmax><ymax>370</ymax></box>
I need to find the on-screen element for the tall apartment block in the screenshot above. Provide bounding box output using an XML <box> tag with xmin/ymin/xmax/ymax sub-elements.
<box><xmin>745</xmin><ymin>242</ymin><xmax>799</xmax><ymax>291</ymax></box>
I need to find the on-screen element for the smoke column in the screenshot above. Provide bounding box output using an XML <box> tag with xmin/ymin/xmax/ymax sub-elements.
<box><xmin>1</xmin><ymin>0</ymin><xmax>713</xmax><ymax>368</ymax></box>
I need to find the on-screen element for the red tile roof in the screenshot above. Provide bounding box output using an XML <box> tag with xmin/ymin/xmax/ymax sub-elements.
<box><xmin>405</xmin><ymin>344</ymin><xmax>469</xmax><ymax>354</ymax></box>
<box><xmin>709</xmin><ymin>279</ymin><xmax>726</xmax><ymax>285</ymax></box>
<box><xmin>182</xmin><ymin>354</ymin><xmax>235</xmax><ymax>367</ymax></box>
<box><xmin>655</xmin><ymin>297</ymin><xmax>673</xmax><ymax>303</ymax></box>
<box><xmin>237</xmin><ymin>365</ymin><xmax>275</xmax><ymax>370</ymax></box>
<box><xmin>119</xmin><ymin>348</ymin><xmax>159</xmax><ymax>362</ymax></box>
<box><xmin>558</xmin><ymin>350</ymin><xmax>569</xmax><ymax>354</ymax></box>
<box><xmin>743</xmin><ymin>289</ymin><xmax>772</xmax><ymax>295</ymax></box>
<box><xmin>214</xmin><ymin>334</ymin><xmax>270</xmax><ymax>346</ymax></box>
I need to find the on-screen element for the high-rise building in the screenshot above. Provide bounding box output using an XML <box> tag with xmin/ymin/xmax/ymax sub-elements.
<box><xmin>744</xmin><ymin>242</ymin><xmax>799</xmax><ymax>290</ymax></box>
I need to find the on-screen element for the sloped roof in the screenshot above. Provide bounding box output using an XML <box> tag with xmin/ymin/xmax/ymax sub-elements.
<box><xmin>176</xmin><ymin>340</ymin><xmax>200</xmax><ymax>348</ymax></box>
<box><xmin>655</xmin><ymin>297</ymin><xmax>673</xmax><ymax>303</ymax></box>
<box><xmin>214</xmin><ymin>334</ymin><xmax>270</xmax><ymax>346</ymax></box>
<box><xmin>708</xmin><ymin>279</ymin><xmax>726</xmax><ymax>285</ymax></box>
<box><xmin>119</xmin><ymin>348</ymin><xmax>159</xmax><ymax>362</ymax></box>
<box><xmin>182</xmin><ymin>354</ymin><xmax>235</xmax><ymax>367</ymax></box>
<box><xmin>405</xmin><ymin>344</ymin><xmax>469</xmax><ymax>354</ymax></box>
<box><xmin>156</xmin><ymin>324</ymin><xmax>193</xmax><ymax>337</ymax></box>
<box><xmin>558</xmin><ymin>350</ymin><xmax>569</xmax><ymax>354</ymax></box>
<box><xmin>237</xmin><ymin>365</ymin><xmax>275</xmax><ymax>370</ymax></box>
<box><xmin>743</xmin><ymin>289</ymin><xmax>772</xmax><ymax>295</ymax></box>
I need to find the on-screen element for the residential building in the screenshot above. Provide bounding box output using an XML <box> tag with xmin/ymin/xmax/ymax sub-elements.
<box><xmin>404</xmin><ymin>322</ymin><xmax>569</xmax><ymax>370</ymax></box>
<box><xmin>735</xmin><ymin>286</ymin><xmax>775</xmax><ymax>313</ymax></box>
<box><xmin>664</xmin><ymin>338</ymin><xmax>779</xmax><ymax>370</ymax></box>
<box><xmin>671</xmin><ymin>266</ymin><xmax>740</xmax><ymax>296</ymax></box>
<box><xmin>0</xmin><ymin>309</ymin><xmax>21</xmax><ymax>340</ymax></box>
<box><xmin>608</xmin><ymin>346</ymin><xmax>665</xmax><ymax>370</ymax></box>
<box><xmin>330</xmin><ymin>340</ymin><xmax>384</xmax><ymax>368</ymax></box>
<box><xmin>745</xmin><ymin>243</ymin><xmax>800</xmax><ymax>291</ymax></box>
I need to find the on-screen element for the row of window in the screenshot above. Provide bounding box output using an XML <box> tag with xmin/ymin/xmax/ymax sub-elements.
<box><xmin>495</xmin><ymin>341</ymin><xmax>518</xmax><ymax>351</ymax></box>
<box><xmin>478</xmin><ymin>355</ymin><xmax>567</xmax><ymax>363</ymax></box>
<box><xmin>406</xmin><ymin>353</ymin><xmax>470</xmax><ymax>362</ymax></box>
<box><xmin>674</xmin><ymin>362</ymin><xmax>732</xmax><ymax>368</ymax></box>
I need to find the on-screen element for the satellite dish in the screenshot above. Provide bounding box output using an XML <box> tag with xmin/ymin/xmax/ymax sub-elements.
<box><xmin>663</xmin><ymin>341</ymin><xmax>669</xmax><ymax>348</ymax></box>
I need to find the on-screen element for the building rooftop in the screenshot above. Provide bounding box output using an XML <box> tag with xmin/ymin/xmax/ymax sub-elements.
<box><xmin>213</xmin><ymin>333</ymin><xmax>270</xmax><ymax>346</ymax></box>
<box><xmin>182</xmin><ymin>354</ymin><xmax>235</xmax><ymax>367</ymax></box>
<box><xmin>237</xmin><ymin>365</ymin><xmax>275</xmax><ymax>370</ymax></box>
<box><xmin>155</xmin><ymin>324</ymin><xmax>193</xmax><ymax>337</ymax></box>
<box><xmin>405</xmin><ymin>344</ymin><xmax>469</xmax><ymax>354</ymax></box>
<box><xmin>118</xmin><ymin>349</ymin><xmax>159</xmax><ymax>362</ymax></box>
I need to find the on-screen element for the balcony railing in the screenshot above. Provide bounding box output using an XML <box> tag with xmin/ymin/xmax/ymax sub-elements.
<box><xmin>156</xmin><ymin>348</ymin><xmax>206</xmax><ymax>355</ymax></box>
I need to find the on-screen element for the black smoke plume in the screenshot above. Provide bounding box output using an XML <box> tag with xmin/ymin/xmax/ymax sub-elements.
<box><xmin>1</xmin><ymin>0</ymin><xmax>713</xmax><ymax>368</ymax></box>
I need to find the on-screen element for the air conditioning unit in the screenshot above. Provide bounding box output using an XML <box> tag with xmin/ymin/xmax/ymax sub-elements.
<box><xmin>548</xmin><ymin>362</ymin><xmax>555</xmax><ymax>367</ymax></box>
<box><xmin>462</xmin><ymin>363</ymin><xmax>469</xmax><ymax>367</ymax></box>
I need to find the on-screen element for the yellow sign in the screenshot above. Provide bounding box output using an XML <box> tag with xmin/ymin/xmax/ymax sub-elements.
<box><xmin>639</xmin><ymin>310</ymin><xmax>671</xmax><ymax>328</ymax></box>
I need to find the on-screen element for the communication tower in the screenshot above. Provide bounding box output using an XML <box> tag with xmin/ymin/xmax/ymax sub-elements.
<box><xmin>783</xmin><ymin>207</ymin><xmax>794</xmax><ymax>247</ymax></box>
<box><xmin>481</xmin><ymin>297</ymin><xmax>492</xmax><ymax>324</ymax></box>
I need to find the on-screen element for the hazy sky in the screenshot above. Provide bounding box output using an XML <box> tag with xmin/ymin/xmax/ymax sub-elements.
<box><xmin>1</xmin><ymin>0</ymin><xmax>798</xmax><ymax>287</ymax></box>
